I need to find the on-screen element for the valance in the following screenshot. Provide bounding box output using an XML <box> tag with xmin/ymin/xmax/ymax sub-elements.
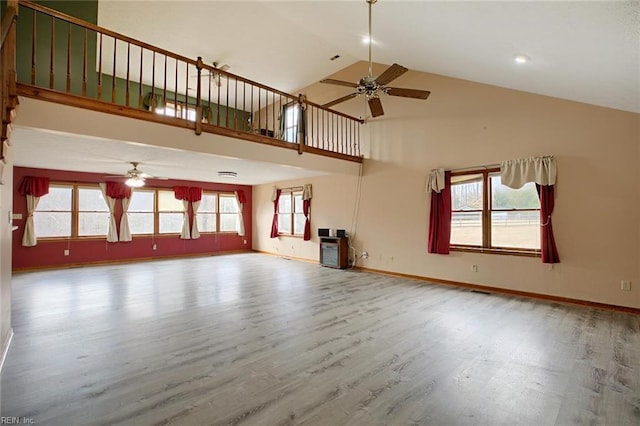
<box><xmin>188</xmin><ymin>187</ymin><xmax>202</xmax><ymax>202</ymax></box>
<box><xmin>174</xmin><ymin>186</ymin><xmax>190</xmax><ymax>201</ymax></box>
<box><xmin>19</xmin><ymin>176</ymin><xmax>49</xmax><ymax>197</ymax></box>
<box><xmin>425</xmin><ymin>168</ymin><xmax>445</xmax><ymax>193</ymax></box>
<box><xmin>106</xmin><ymin>181</ymin><xmax>131</xmax><ymax>199</ymax></box>
<box><xmin>500</xmin><ymin>156</ymin><xmax>556</xmax><ymax>189</ymax></box>
<box><xmin>302</xmin><ymin>184</ymin><xmax>312</xmax><ymax>200</ymax></box>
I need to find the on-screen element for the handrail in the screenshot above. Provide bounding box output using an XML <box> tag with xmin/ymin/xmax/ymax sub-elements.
<box><xmin>16</xmin><ymin>0</ymin><xmax>363</xmax><ymax>160</ymax></box>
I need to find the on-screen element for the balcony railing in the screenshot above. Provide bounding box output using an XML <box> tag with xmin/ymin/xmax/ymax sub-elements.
<box><xmin>13</xmin><ymin>0</ymin><xmax>363</xmax><ymax>162</ymax></box>
<box><xmin>1</xmin><ymin>0</ymin><xmax>18</xmax><ymax>159</ymax></box>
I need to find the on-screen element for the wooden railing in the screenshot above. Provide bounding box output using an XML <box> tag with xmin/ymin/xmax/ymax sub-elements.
<box><xmin>14</xmin><ymin>0</ymin><xmax>363</xmax><ymax>162</ymax></box>
<box><xmin>1</xmin><ymin>0</ymin><xmax>19</xmax><ymax>159</ymax></box>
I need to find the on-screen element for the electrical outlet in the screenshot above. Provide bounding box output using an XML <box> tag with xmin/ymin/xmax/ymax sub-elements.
<box><xmin>471</xmin><ymin>264</ymin><xmax>478</xmax><ymax>272</ymax></box>
<box><xmin>620</xmin><ymin>280</ymin><xmax>631</xmax><ymax>291</ymax></box>
<box><xmin>243</xmin><ymin>240</ymin><xmax>247</xmax><ymax>244</ymax></box>
<box><xmin>361</xmin><ymin>251</ymin><xmax>369</xmax><ymax>259</ymax></box>
<box><xmin>64</xmin><ymin>249</ymin><xmax>69</xmax><ymax>256</ymax></box>
<box><xmin>152</xmin><ymin>244</ymin><xmax>157</xmax><ymax>250</ymax></box>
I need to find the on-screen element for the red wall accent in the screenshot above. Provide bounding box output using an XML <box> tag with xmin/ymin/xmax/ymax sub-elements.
<box><xmin>12</xmin><ymin>167</ymin><xmax>252</xmax><ymax>270</ymax></box>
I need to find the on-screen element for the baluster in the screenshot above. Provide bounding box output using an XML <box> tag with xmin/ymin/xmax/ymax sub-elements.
<box><xmin>257</xmin><ymin>88</ymin><xmax>261</xmax><ymax>132</ymax></box>
<box><xmin>138</xmin><ymin>47</ymin><xmax>143</xmax><ymax>109</ymax></box>
<box><xmin>216</xmin><ymin>69</ymin><xmax>221</xmax><ymax>126</ymax></box>
<box><xmin>150</xmin><ymin>51</ymin><xmax>155</xmax><ymax>110</ymax></box>
<box><xmin>162</xmin><ymin>55</ymin><xmax>167</xmax><ymax>113</ymax></box>
<box><xmin>242</xmin><ymin>82</ymin><xmax>247</xmax><ymax>131</ymax></box>
<box><xmin>111</xmin><ymin>37</ymin><xmax>117</xmax><ymax>103</ymax></box>
<box><xmin>31</xmin><ymin>10</ymin><xmax>36</xmax><ymax>84</ymax></box>
<box><xmin>225</xmin><ymin>73</ymin><xmax>229</xmax><ymax>128</ymax></box>
<box><xmin>233</xmin><ymin>77</ymin><xmax>238</xmax><ymax>129</ymax></box>
<box><xmin>49</xmin><ymin>16</ymin><xmax>55</xmax><ymax>88</ymax></box>
<box><xmin>125</xmin><ymin>42</ymin><xmax>130</xmax><ymax>106</ymax></box>
<box><xmin>97</xmin><ymin>33</ymin><xmax>103</xmax><ymax>99</ymax></box>
<box><xmin>82</xmin><ymin>28</ymin><xmax>87</xmax><ymax>96</ymax></box>
<box><xmin>65</xmin><ymin>22</ymin><xmax>71</xmax><ymax>92</ymax></box>
<box><xmin>174</xmin><ymin>58</ymin><xmax>178</xmax><ymax>117</ymax></box>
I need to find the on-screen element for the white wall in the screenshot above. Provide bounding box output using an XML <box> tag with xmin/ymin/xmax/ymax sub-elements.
<box><xmin>254</xmin><ymin>62</ymin><xmax>640</xmax><ymax>309</ymax></box>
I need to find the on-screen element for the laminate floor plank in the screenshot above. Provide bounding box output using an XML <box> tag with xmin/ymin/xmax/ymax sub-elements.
<box><xmin>2</xmin><ymin>253</ymin><xmax>638</xmax><ymax>425</ymax></box>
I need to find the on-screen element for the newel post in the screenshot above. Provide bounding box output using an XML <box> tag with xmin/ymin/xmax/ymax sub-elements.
<box><xmin>297</xmin><ymin>93</ymin><xmax>306</xmax><ymax>155</ymax></box>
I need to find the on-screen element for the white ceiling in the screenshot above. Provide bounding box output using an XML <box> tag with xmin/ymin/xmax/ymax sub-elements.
<box><xmin>98</xmin><ymin>0</ymin><xmax>640</xmax><ymax>113</ymax></box>
<box><xmin>14</xmin><ymin>1</ymin><xmax>640</xmax><ymax>185</ymax></box>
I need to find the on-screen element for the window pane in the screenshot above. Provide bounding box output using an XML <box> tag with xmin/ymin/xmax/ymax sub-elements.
<box><xmin>491</xmin><ymin>176</ymin><xmax>540</xmax><ymax>209</ymax></box>
<box><xmin>278</xmin><ymin>194</ymin><xmax>292</xmax><ymax>214</ymax></box>
<box><xmin>294</xmin><ymin>193</ymin><xmax>303</xmax><ymax>212</ymax></box>
<box><xmin>128</xmin><ymin>212</ymin><xmax>154</xmax><ymax>234</ymax></box>
<box><xmin>294</xmin><ymin>213</ymin><xmax>306</xmax><ymax>235</ymax></box>
<box><xmin>200</xmin><ymin>193</ymin><xmax>217</xmax><ymax>212</ymax></box>
<box><xmin>197</xmin><ymin>213</ymin><xmax>217</xmax><ymax>232</ymax></box>
<box><xmin>78</xmin><ymin>188</ymin><xmax>107</xmax><ymax>211</ymax></box>
<box><xmin>451</xmin><ymin>178</ymin><xmax>483</xmax><ymax>210</ymax></box>
<box><xmin>130</xmin><ymin>191</ymin><xmax>154</xmax><ymax>212</ymax></box>
<box><xmin>159</xmin><ymin>212</ymin><xmax>184</xmax><ymax>233</ymax></box>
<box><xmin>450</xmin><ymin>211</ymin><xmax>482</xmax><ymax>246</ymax></box>
<box><xmin>78</xmin><ymin>212</ymin><xmax>110</xmax><ymax>236</ymax></box>
<box><xmin>158</xmin><ymin>190</ymin><xmax>184</xmax><ymax>212</ymax></box>
<box><xmin>37</xmin><ymin>186</ymin><xmax>72</xmax><ymax>211</ymax></box>
<box><xmin>220</xmin><ymin>213</ymin><xmax>239</xmax><ymax>232</ymax></box>
<box><xmin>34</xmin><ymin>212</ymin><xmax>72</xmax><ymax>237</ymax></box>
<box><xmin>491</xmin><ymin>211</ymin><xmax>540</xmax><ymax>249</ymax></box>
<box><xmin>219</xmin><ymin>195</ymin><xmax>238</xmax><ymax>213</ymax></box>
<box><xmin>278</xmin><ymin>213</ymin><xmax>291</xmax><ymax>234</ymax></box>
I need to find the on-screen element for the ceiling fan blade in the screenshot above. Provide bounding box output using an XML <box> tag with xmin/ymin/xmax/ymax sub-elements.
<box><xmin>375</xmin><ymin>63</ymin><xmax>408</xmax><ymax>86</ymax></box>
<box><xmin>320</xmin><ymin>78</ymin><xmax>359</xmax><ymax>89</ymax></box>
<box><xmin>387</xmin><ymin>87</ymin><xmax>431</xmax><ymax>100</ymax></box>
<box><xmin>368</xmin><ymin>97</ymin><xmax>384</xmax><ymax>117</ymax></box>
<box><xmin>323</xmin><ymin>92</ymin><xmax>359</xmax><ymax>108</ymax></box>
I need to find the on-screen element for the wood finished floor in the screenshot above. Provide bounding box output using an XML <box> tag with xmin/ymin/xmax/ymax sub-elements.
<box><xmin>2</xmin><ymin>253</ymin><xmax>639</xmax><ymax>425</ymax></box>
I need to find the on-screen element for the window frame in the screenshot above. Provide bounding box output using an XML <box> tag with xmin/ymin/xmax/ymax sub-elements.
<box><xmin>76</xmin><ymin>185</ymin><xmax>110</xmax><ymax>237</ymax></box>
<box><xmin>450</xmin><ymin>168</ymin><xmax>541</xmax><ymax>257</ymax></box>
<box><xmin>277</xmin><ymin>188</ymin><xmax>304</xmax><ymax>237</ymax></box>
<box><xmin>33</xmin><ymin>183</ymin><xmax>74</xmax><ymax>240</ymax></box>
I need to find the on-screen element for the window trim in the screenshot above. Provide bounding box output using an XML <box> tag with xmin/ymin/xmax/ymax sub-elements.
<box><xmin>450</xmin><ymin>168</ymin><xmax>541</xmax><ymax>257</ymax></box>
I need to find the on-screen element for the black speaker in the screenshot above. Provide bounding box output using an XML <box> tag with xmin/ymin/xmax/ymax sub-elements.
<box><xmin>336</xmin><ymin>229</ymin><xmax>347</xmax><ymax>238</ymax></box>
<box><xmin>318</xmin><ymin>228</ymin><xmax>330</xmax><ymax>237</ymax></box>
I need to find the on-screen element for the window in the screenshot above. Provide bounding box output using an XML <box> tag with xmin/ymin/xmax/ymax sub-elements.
<box><xmin>159</xmin><ymin>101</ymin><xmax>197</xmax><ymax>121</ymax></box>
<box><xmin>34</xmin><ymin>185</ymin><xmax>72</xmax><ymax>238</ymax></box>
<box><xmin>196</xmin><ymin>192</ymin><xmax>217</xmax><ymax>232</ymax></box>
<box><xmin>219</xmin><ymin>194</ymin><xmax>239</xmax><ymax>232</ymax></box>
<box><xmin>128</xmin><ymin>190</ymin><xmax>154</xmax><ymax>235</ymax></box>
<box><xmin>78</xmin><ymin>187</ymin><xmax>109</xmax><ymax>237</ymax></box>
<box><xmin>278</xmin><ymin>189</ymin><xmax>304</xmax><ymax>236</ymax></box>
<box><xmin>158</xmin><ymin>190</ymin><xmax>184</xmax><ymax>234</ymax></box>
<box><xmin>282</xmin><ymin>103</ymin><xmax>300</xmax><ymax>143</ymax></box>
<box><xmin>450</xmin><ymin>169</ymin><xmax>540</xmax><ymax>253</ymax></box>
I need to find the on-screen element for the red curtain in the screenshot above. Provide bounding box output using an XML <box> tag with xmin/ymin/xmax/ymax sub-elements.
<box><xmin>188</xmin><ymin>187</ymin><xmax>202</xmax><ymax>202</ymax></box>
<box><xmin>236</xmin><ymin>190</ymin><xmax>247</xmax><ymax>205</ymax></box>
<box><xmin>536</xmin><ymin>184</ymin><xmax>560</xmax><ymax>263</ymax></box>
<box><xmin>18</xmin><ymin>176</ymin><xmax>50</xmax><ymax>197</ymax></box>
<box><xmin>270</xmin><ymin>189</ymin><xmax>281</xmax><ymax>238</ymax></box>
<box><xmin>106</xmin><ymin>181</ymin><xmax>131</xmax><ymax>199</ymax></box>
<box><xmin>428</xmin><ymin>171</ymin><xmax>452</xmax><ymax>254</ymax></box>
<box><xmin>303</xmin><ymin>199</ymin><xmax>311</xmax><ymax>241</ymax></box>
<box><xmin>173</xmin><ymin>186</ymin><xmax>190</xmax><ymax>200</ymax></box>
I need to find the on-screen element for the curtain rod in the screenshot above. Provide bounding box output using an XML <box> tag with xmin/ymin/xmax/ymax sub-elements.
<box><xmin>450</xmin><ymin>163</ymin><xmax>500</xmax><ymax>173</ymax></box>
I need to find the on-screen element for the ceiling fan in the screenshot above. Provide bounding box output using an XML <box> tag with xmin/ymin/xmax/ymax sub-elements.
<box><xmin>194</xmin><ymin>62</ymin><xmax>230</xmax><ymax>88</ymax></box>
<box><xmin>106</xmin><ymin>162</ymin><xmax>168</xmax><ymax>188</ymax></box>
<box><xmin>321</xmin><ymin>0</ymin><xmax>431</xmax><ymax>118</ymax></box>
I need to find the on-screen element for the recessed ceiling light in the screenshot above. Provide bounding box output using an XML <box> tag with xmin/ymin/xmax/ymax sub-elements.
<box><xmin>217</xmin><ymin>171</ymin><xmax>237</xmax><ymax>179</ymax></box>
<box><xmin>514</xmin><ymin>54</ymin><xmax>530</xmax><ymax>64</ymax></box>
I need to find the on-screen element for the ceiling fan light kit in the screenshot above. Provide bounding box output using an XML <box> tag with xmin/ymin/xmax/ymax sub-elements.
<box><xmin>125</xmin><ymin>176</ymin><xmax>145</xmax><ymax>188</ymax></box>
<box><xmin>320</xmin><ymin>0</ymin><xmax>431</xmax><ymax>118</ymax></box>
<box><xmin>107</xmin><ymin>162</ymin><xmax>169</xmax><ymax>187</ymax></box>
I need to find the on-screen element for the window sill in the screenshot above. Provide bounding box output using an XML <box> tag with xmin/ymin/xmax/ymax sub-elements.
<box><xmin>277</xmin><ymin>234</ymin><xmax>304</xmax><ymax>239</ymax></box>
<box><xmin>450</xmin><ymin>245</ymin><xmax>541</xmax><ymax>258</ymax></box>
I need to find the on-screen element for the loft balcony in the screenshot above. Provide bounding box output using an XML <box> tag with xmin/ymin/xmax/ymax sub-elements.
<box><xmin>3</xmin><ymin>0</ymin><xmax>363</xmax><ymax>166</ymax></box>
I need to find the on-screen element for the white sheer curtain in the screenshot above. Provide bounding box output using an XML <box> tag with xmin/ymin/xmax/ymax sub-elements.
<box><xmin>99</xmin><ymin>183</ymin><xmax>119</xmax><ymax>243</ymax></box>
<box><xmin>22</xmin><ymin>194</ymin><xmax>40</xmax><ymax>247</ymax></box>
<box><xmin>180</xmin><ymin>199</ymin><xmax>191</xmax><ymax>239</ymax></box>
<box><xmin>500</xmin><ymin>156</ymin><xmax>556</xmax><ymax>189</ymax></box>
<box><xmin>234</xmin><ymin>191</ymin><xmax>245</xmax><ymax>237</ymax></box>
<box><xmin>119</xmin><ymin>196</ymin><xmax>132</xmax><ymax>242</ymax></box>
<box><xmin>191</xmin><ymin>198</ymin><xmax>201</xmax><ymax>239</ymax></box>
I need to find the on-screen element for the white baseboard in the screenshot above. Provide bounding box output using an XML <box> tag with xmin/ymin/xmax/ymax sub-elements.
<box><xmin>0</xmin><ymin>328</ymin><xmax>14</xmax><ymax>373</ymax></box>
